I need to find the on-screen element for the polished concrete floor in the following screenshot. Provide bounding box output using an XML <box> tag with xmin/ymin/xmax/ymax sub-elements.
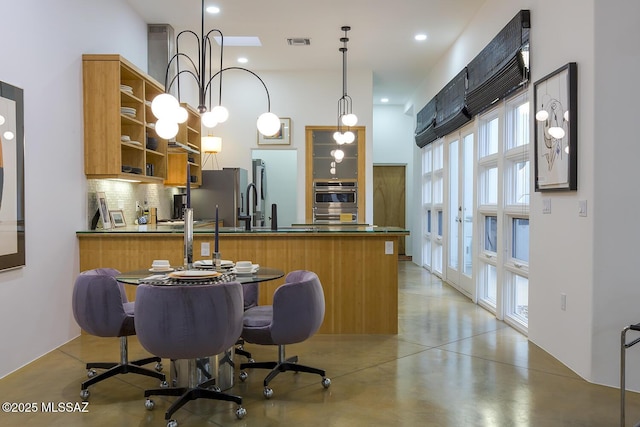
<box><xmin>1</xmin><ymin>261</ymin><xmax>637</xmax><ymax>426</ymax></box>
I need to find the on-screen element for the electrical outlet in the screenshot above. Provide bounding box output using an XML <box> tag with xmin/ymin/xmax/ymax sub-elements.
<box><xmin>201</xmin><ymin>242</ymin><xmax>210</xmax><ymax>257</ymax></box>
<box><xmin>561</xmin><ymin>293</ymin><xmax>567</xmax><ymax>311</ymax></box>
<box><xmin>542</xmin><ymin>198</ymin><xmax>551</xmax><ymax>214</ymax></box>
<box><xmin>385</xmin><ymin>241</ymin><xmax>394</xmax><ymax>255</ymax></box>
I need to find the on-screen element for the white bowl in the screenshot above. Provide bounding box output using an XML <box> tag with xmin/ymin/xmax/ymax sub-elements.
<box><xmin>152</xmin><ymin>259</ymin><xmax>170</xmax><ymax>268</ymax></box>
<box><xmin>235</xmin><ymin>261</ymin><xmax>252</xmax><ymax>269</ymax></box>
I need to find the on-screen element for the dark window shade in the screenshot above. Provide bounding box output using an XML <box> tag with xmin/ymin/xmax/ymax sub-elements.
<box><xmin>415</xmin><ymin>98</ymin><xmax>437</xmax><ymax>148</ymax></box>
<box><xmin>415</xmin><ymin>10</ymin><xmax>530</xmax><ymax>148</ymax></box>
<box><xmin>466</xmin><ymin>10</ymin><xmax>530</xmax><ymax>115</ymax></box>
<box><xmin>433</xmin><ymin>69</ymin><xmax>471</xmax><ymax>137</ymax></box>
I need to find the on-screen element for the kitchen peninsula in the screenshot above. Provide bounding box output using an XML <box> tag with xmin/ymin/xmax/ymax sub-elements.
<box><xmin>77</xmin><ymin>224</ymin><xmax>408</xmax><ymax>334</ymax></box>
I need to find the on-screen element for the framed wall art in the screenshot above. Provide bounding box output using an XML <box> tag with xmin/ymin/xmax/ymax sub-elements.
<box><xmin>0</xmin><ymin>81</ymin><xmax>25</xmax><ymax>272</ymax></box>
<box><xmin>258</xmin><ymin>117</ymin><xmax>291</xmax><ymax>145</ymax></box>
<box><xmin>534</xmin><ymin>62</ymin><xmax>578</xmax><ymax>191</ymax></box>
<box><xmin>96</xmin><ymin>191</ymin><xmax>112</xmax><ymax>230</ymax></box>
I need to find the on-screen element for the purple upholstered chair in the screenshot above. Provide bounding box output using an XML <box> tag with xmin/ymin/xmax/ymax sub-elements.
<box><xmin>72</xmin><ymin>268</ymin><xmax>165</xmax><ymax>400</ymax></box>
<box><xmin>135</xmin><ymin>281</ymin><xmax>247</xmax><ymax>424</ymax></box>
<box><xmin>239</xmin><ymin>270</ymin><xmax>331</xmax><ymax>399</ymax></box>
<box><xmin>235</xmin><ymin>282</ymin><xmax>259</xmax><ymax>362</ymax></box>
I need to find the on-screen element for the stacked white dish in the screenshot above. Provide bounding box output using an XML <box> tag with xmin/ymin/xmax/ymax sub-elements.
<box><xmin>120</xmin><ymin>84</ymin><xmax>133</xmax><ymax>94</ymax></box>
<box><xmin>121</xmin><ymin>106</ymin><xmax>136</xmax><ymax>117</ymax></box>
<box><xmin>234</xmin><ymin>261</ymin><xmax>259</xmax><ymax>276</ymax></box>
<box><xmin>149</xmin><ymin>259</ymin><xmax>173</xmax><ymax>272</ymax></box>
<box><xmin>193</xmin><ymin>259</ymin><xmax>234</xmax><ymax>271</ymax></box>
<box><xmin>121</xmin><ymin>135</ymin><xmax>131</xmax><ymax>142</ymax></box>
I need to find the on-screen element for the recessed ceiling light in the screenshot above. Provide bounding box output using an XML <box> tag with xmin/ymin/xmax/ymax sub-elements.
<box><xmin>237</xmin><ymin>57</ymin><xmax>248</xmax><ymax>64</ymax></box>
<box><xmin>414</xmin><ymin>34</ymin><xmax>428</xmax><ymax>41</ymax></box>
<box><xmin>380</xmin><ymin>98</ymin><xmax>389</xmax><ymax>103</ymax></box>
<box><xmin>206</xmin><ymin>6</ymin><xmax>220</xmax><ymax>14</ymax></box>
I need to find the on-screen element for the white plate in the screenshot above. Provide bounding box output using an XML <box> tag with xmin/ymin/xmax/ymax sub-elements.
<box><xmin>235</xmin><ymin>270</ymin><xmax>256</xmax><ymax>276</ymax></box>
<box><xmin>169</xmin><ymin>270</ymin><xmax>221</xmax><ymax>279</ymax></box>
<box><xmin>149</xmin><ymin>267</ymin><xmax>173</xmax><ymax>272</ymax></box>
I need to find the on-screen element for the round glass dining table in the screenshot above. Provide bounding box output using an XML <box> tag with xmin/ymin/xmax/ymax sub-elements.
<box><xmin>115</xmin><ymin>266</ymin><xmax>285</xmax><ymax>285</ymax></box>
<box><xmin>115</xmin><ymin>266</ymin><xmax>284</xmax><ymax>391</ymax></box>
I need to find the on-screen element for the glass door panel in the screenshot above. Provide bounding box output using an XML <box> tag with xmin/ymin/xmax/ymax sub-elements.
<box><xmin>448</xmin><ymin>139</ymin><xmax>459</xmax><ymax>271</ymax></box>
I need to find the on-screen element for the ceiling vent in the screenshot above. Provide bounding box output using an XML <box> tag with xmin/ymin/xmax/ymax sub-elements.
<box><xmin>287</xmin><ymin>38</ymin><xmax>311</xmax><ymax>46</ymax></box>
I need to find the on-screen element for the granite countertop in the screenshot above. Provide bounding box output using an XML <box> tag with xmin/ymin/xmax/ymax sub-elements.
<box><xmin>77</xmin><ymin>222</ymin><xmax>409</xmax><ymax>235</ymax></box>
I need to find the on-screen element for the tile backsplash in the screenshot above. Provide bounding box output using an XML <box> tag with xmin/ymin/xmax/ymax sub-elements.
<box><xmin>87</xmin><ymin>180</ymin><xmax>181</xmax><ymax>229</ymax></box>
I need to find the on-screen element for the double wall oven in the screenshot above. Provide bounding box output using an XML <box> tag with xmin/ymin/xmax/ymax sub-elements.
<box><xmin>312</xmin><ymin>181</ymin><xmax>358</xmax><ymax>223</ymax></box>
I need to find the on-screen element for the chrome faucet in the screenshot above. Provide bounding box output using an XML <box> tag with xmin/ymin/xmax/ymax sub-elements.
<box><xmin>238</xmin><ymin>183</ymin><xmax>257</xmax><ymax>231</ymax></box>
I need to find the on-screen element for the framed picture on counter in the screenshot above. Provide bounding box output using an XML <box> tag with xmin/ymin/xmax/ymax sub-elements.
<box><xmin>0</xmin><ymin>80</ymin><xmax>25</xmax><ymax>272</ymax></box>
<box><xmin>258</xmin><ymin>117</ymin><xmax>291</xmax><ymax>145</ymax></box>
<box><xmin>97</xmin><ymin>191</ymin><xmax>112</xmax><ymax>230</ymax></box>
<box><xmin>109</xmin><ymin>210</ymin><xmax>126</xmax><ymax>227</ymax></box>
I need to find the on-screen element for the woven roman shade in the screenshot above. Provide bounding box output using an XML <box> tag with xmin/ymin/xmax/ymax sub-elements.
<box><xmin>415</xmin><ymin>10</ymin><xmax>530</xmax><ymax>148</ymax></box>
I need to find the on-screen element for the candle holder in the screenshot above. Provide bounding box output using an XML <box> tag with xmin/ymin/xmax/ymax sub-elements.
<box><xmin>184</xmin><ymin>208</ymin><xmax>194</xmax><ymax>270</ymax></box>
<box><xmin>213</xmin><ymin>251</ymin><xmax>221</xmax><ymax>271</ymax></box>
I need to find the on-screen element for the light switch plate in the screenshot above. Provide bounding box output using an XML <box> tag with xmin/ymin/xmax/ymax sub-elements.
<box><xmin>201</xmin><ymin>242</ymin><xmax>210</xmax><ymax>256</ymax></box>
<box><xmin>578</xmin><ymin>200</ymin><xmax>587</xmax><ymax>217</ymax></box>
<box><xmin>385</xmin><ymin>241</ymin><xmax>394</xmax><ymax>255</ymax></box>
<box><xmin>542</xmin><ymin>198</ymin><xmax>551</xmax><ymax>214</ymax></box>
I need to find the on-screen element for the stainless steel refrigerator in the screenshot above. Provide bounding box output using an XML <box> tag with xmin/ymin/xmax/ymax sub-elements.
<box><xmin>191</xmin><ymin>168</ymin><xmax>248</xmax><ymax>227</ymax></box>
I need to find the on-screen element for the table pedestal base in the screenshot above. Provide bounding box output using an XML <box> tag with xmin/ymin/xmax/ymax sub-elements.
<box><xmin>171</xmin><ymin>348</ymin><xmax>235</xmax><ymax>391</ymax></box>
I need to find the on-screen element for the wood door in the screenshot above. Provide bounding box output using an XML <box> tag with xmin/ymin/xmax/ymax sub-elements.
<box><xmin>373</xmin><ymin>165</ymin><xmax>406</xmax><ymax>255</ymax></box>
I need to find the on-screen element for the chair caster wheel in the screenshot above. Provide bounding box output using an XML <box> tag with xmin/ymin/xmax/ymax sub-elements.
<box><xmin>212</xmin><ymin>385</ymin><xmax>221</xmax><ymax>392</ymax></box>
<box><xmin>248</xmin><ymin>358</ymin><xmax>255</xmax><ymax>363</ymax></box>
<box><xmin>160</xmin><ymin>380</ymin><xmax>169</xmax><ymax>388</ymax></box>
<box><xmin>263</xmin><ymin>387</ymin><xmax>273</xmax><ymax>399</ymax></box>
<box><xmin>322</xmin><ymin>377</ymin><xmax>331</xmax><ymax>388</ymax></box>
<box><xmin>239</xmin><ymin>371</ymin><xmax>248</xmax><ymax>382</ymax></box>
<box><xmin>235</xmin><ymin>406</ymin><xmax>247</xmax><ymax>419</ymax></box>
<box><xmin>80</xmin><ymin>389</ymin><xmax>90</xmax><ymax>400</ymax></box>
<box><xmin>144</xmin><ymin>399</ymin><xmax>155</xmax><ymax>410</ymax></box>
<box><xmin>155</xmin><ymin>362</ymin><xmax>163</xmax><ymax>372</ymax></box>
<box><xmin>167</xmin><ymin>420</ymin><xmax>178</xmax><ymax>427</ymax></box>
<box><xmin>86</xmin><ymin>369</ymin><xmax>97</xmax><ymax>378</ymax></box>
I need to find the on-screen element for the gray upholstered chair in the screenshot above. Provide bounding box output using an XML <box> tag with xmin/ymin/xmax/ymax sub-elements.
<box><xmin>72</xmin><ymin>268</ymin><xmax>166</xmax><ymax>400</ymax></box>
<box><xmin>239</xmin><ymin>270</ymin><xmax>331</xmax><ymax>399</ymax></box>
<box><xmin>135</xmin><ymin>281</ymin><xmax>247</xmax><ymax>425</ymax></box>
<box><xmin>235</xmin><ymin>282</ymin><xmax>259</xmax><ymax>362</ymax></box>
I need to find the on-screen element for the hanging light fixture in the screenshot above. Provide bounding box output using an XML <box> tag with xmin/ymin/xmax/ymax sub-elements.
<box><xmin>333</xmin><ymin>26</ymin><xmax>357</xmax><ymax>144</ymax></box>
<box><xmin>150</xmin><ymin>0</ymin><xmax>280</xmax><ymax>139</ymax></box>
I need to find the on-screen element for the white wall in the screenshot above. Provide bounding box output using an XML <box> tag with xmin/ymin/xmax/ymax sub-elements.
<box><xmin>526</xmin><ymin>0</ymin><xmax>596</xmax><ymax>384</ymax></box>
<box><xmin>0</xmin><ymin>0</ymin><xmax>148</xmax><ymax>378</ymax></box>
<box><xmin>373</xmin><ymin>104</ymin><xmax>415</xmax><ymax>255</ymax></box>
<box><xmin>592</xmin><ymin>0</ymin><xmax>640</xmax><ymax>388</ymax></box>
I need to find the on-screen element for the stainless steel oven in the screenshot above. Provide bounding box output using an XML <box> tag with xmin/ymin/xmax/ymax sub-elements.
<box><xmin>313</xmin><ymin>181</ymin><xmax>357</xmax><ymax>223</ymax></box>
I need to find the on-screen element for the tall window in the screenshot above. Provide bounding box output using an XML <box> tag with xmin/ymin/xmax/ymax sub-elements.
<box><xmin>502</xmin><ymin>93</ymin><xmax>530</xmax><ymax>332</ymax></box>
<box><xmin>422</xmin><ymin>146</ymin><xmax>433</xmax><ymax>269</ymax></box>
<box><xmin>422</xmin><ymin>139</ymin><xmax>445</xmax><ymax>276</ymax></box>
<box><xmin>477</xmin><ymin>92</ymin><xmax>530</xmax><ymax>332</ymax></box>
<box><xmin>421</xmin><ymin>90</ymin><xmax>530</xmax><ymax>334</ymax></box>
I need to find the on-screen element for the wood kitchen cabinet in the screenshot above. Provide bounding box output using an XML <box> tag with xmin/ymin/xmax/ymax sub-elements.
<box><xmin>164</xmin><ymin>103</ymin><xmax>202</xmax><ymax>187</ymax></box>
<box><xmin>83</xmin><ymin>54</ymin><xmax>202</xmax><ymax>186</ymax></box>
<box><xmin>305</xmin><ymin>125</ymin><xmax>366</xmax><ymax>222</ymax></box>
<box><xmin>83</xmin><ymin>54</ymin><xmax>168</xmax><ymax>183</ymax></box>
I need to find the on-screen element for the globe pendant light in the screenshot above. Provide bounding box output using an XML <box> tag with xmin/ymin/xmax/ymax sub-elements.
<box><xmin>150</xmin><ymin>0</ymin><xmax>279</xmax><ymax>140</ymax></box>
<box><xmin>333</xmin><ymin>26</ymin><xmax>357</xmax><ymax>143</ymax></box>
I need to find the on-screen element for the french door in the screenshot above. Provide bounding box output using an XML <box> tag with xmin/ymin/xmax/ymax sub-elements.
<box><xmin>446</xmin><ymin>128</ymin><xmax>475</xmax><ymax>298</ymax></box>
